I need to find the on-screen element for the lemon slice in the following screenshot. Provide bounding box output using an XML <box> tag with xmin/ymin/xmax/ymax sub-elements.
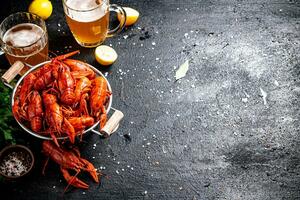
<box><xmin>118</xmin><ymin>7</ymin><xmax>139</xmax><ymax>26</ymax></box>
<box><xmin>28</xmin><ymin>0</ymin><xmax>53</xmax><ymax>20</ymax></box>
<box><xmin>95</xmin><ymin>45</ymin><xmax>118</xmax><ymax>66</ymax></box>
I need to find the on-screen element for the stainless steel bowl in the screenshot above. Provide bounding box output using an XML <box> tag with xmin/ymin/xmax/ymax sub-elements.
<box><xmin>9</xmin><ymin>61</ymin><xmax>113</xmax><ymax>140</ymax></box>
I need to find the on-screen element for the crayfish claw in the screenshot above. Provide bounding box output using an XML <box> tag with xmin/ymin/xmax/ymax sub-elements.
<box><xmin>61</xmin><ymin>167</ymin><xmax>89</xmax><ymax>190</ymax></box>
<box><xmin>80</xmin><ymin>158</ymin><xmax>99</xmax><ymax>183</ymax></box>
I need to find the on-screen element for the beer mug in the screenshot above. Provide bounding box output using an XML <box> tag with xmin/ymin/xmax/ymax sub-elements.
<box><xmin>63</xmin><ymin>0</ymin><xmax>126</xmax><ymax>48</ymax></box>
<box><xmin>0</xmin><ymin>12</ymin><xmax>49</xmax><ymax>66</ymax></box>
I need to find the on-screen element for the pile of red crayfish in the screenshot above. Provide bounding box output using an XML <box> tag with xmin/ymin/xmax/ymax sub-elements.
<box><xmin>12</xmin><ymin>51</ymin><xmax>111</xmax><ymax>147</ymax></box>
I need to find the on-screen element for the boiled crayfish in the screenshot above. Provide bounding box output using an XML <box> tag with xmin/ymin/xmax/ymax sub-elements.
<box><xmin>12</xmin><ymin>51</ymin><xmax>111</xmax><ymax>146</ymax></box>
<box><xmin>42</xmin><ymin>141</ymin><xmax>99</xmax><ymax>190</ymax></box>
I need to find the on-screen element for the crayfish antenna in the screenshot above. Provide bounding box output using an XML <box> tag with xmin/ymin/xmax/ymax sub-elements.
<box><xmin>62</xmin><ymin>118</ymin><xmax>76</xmax><ymax>144</ymax></box>
<box><xmin>50</xmin><ymin>131</ymin><xmax>60</xmax><ymax>147</ymax></box>
<box><xmin>54</xmin><ymin>50</ymin><xmax>80</xmax><ymax>61</ymax></box>
<box><xmin>42</xmin><ymin>157</ymin><xmax>49</xmax><ymax>175</ymax></box>
<box><xmin>99</xmin><ymin>106</ymin><xmax>107</xmax><ymax>129</ymax></box>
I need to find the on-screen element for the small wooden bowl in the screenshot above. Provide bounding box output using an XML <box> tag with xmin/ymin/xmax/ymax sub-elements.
<box><xmin>0</xmin><ymin>145</ymin><xmax>34</xmax><ymax>179</ymax></box>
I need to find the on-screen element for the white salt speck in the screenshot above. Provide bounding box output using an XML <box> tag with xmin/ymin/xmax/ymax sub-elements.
<box><xmin>123</xmin><ymin>35</ymin><xmax>128</xmax><ymax>39</ymax></box>
<box><xmin>155</xmin><ymin>57</ymin><xmax>160</xmax><ymax>61</ymax></box>
<box><xmin>152</xmin><ymin>134</ymin><xmax>156</xmax><ymax>138</ymax></box>
<box><xmin>137</xmin><ymin>27</ymin><xmax>141</xmax><ymax>30</ymax></box>
<box><xmin>82</xmin><ymin>192</ymin><xmax>86</xmax><ymax>195</ymax></box>
<box><xmin>92</xmin><ymin>147</ymin><xmax>96</xmax><ymax>149</ymax></box>
<box><xmin>144</xmin><ymin>191</ymin><xmax>148</xmax><ymax>195</ymax></box>
<box><xmin>147</xmin><ymin>142</ymin><xmax>151</xmax><ymax>146</ymax></box>
<box><xmin>260</xmin><ymin>87</ymin><xmax>268</xmax><ymax>106</ymax></box>
<box><xmin>191</xmin><ymin>84</ymin><xmax>195</xmax><ymax>88</ymax></box>
<box><xmin>92</xmin><ymin>157</ymin><xmax>95</xmax><ymax>159</ymax></box>
<box><xmin>131</xmin><ymin>167</ymin><xmax>134</xmax><ymax>170</ymax></box>
<box><xmin>116</xmin><ymin>170</ymin><xmax>120</xmax><ymax>174</ymax></box>
<box><xmin>151</xmin><ymin>174</ymin><xmax>154</xmax><ymax>177</ymax></box>
<box><xmin>184</xmin><ymin>145</ymin><xmax>187</xmax><ymax>148</ymax></box>
<box><xmin>242</xmin><ymin>98</ymin><xmax>248</xmax><ymax>103</ymax></box>
<box><xmin>113</xmin><ymin>158</ymin><xmax>116</xmax><ymax>161</ymax></box>
<box><xmin>130</xmin><ymin>121</ymin><xmax>134</xmax><ymax>124</ymax></box>
<box><xmin>127</xmin><ymin>165</ymin><xmax>130</xmax><ymax>168</ymax></box>
<box><xmin>58</xmin><ymin>29</ymin><xmax>60</xmax><ymax>32</ymax></box>
<box><xmin>176</xmin><ymin>8</ymin><xmax>179</xmax><ymax>10</ymax></box>
<box><xmin>184</xmin><ymin>19</ymin><xmax>187</xmax><ymax>22</ymax></box>
<box><xmin>109</xmin><ymin>44</ymin><xmax>112</xmax><ymax>47</ymax></box>
<box><xmin>108</xmin><ymin>155</ymin><xmax>111</xmax><ymax>158</ymax></box>
<box><xmin>274</xmin><ymin>80</ymin><xmax>279</xmax><ymax>86</ymax></box>
<box><xmin>121</xmin><ymin>168</ymin><xmax>125</xmax><ymax>171</ymax></box>
<box><xmin>184</xmin><ymin>33</ymin><xmax>189</xmax><ymax>37</ymax></box>
<box><xmin>142</xmin><ymin>145</ymin><xmax>145</xmax><ymax>148</ymax></box>
<box><xmin>162</xmin><ymin>145</ymin><xmax>167</xmax><ymax>154</ymax></box>
<box><xmin>141</xmin><ymin>43</ymin><xmax>144</xmax><ymax>47</ymax></box>
<box><xmin>179</xmin><ymin>187</ymin><xmax>183</xmax><ymax>190</ymax></box>
<box><xmin>143</xmin><ymin>138</ymin><xmax>147</xmax><ymax>141</ymax></box>
<box><xmin>166</xmin><ymin>111</ymin><xmax>169</xmax><ymax>114</ymax></box>
<box><xmin>133</xmin><ymin>42</ymin><xmax>136</xmax><ymax>45</ymax></box>
<box><xmin>93</xmin><ymin>144</ymin><xmax>97</xmax><ymax>147</ymax></box>
<box><xmin>152</xmin><ymin>42</ymin><xmax>156</xmax><ymax>46</ymax></box>
<box><xmin>53</xmin><ymin>186</ymin><xmax>56</xmax><ymax>189</ymax></box>
<box><xmin>157</xmin><ymin>78</ymin><xmax>160</xmax><ymax>82</ymax></box>
<box><xmin>151</xmin><ymin>47</ymin><xmax>155</xmax><ymax>50</ymax></box>
<box><xmin>117</xmin><ymin>161</ymin><xmax>120</xmax><ymax>164</ymax></box>
<box><xmin>148</xmin><ymin>156</ymin><xmax>150</xmax><ymax>159</ymax></box>
<box><xmin>176</xmin><ymin>114</ymin><xmax>180</xmax><ymax>117</ymax></box>
<box><xmin>57</xmin><ymin>23</ymin><xmax>61</xmax><ymax>27</ymax></box>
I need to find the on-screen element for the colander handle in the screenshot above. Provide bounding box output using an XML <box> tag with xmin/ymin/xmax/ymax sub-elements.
<box><xmin>1</xmin><ymin>61</ymin><xmax>25</xmax><ymax>89</ymax></box>
<box><xmin>91</xmin><ymin>108</ymin><xmax>124</xmax><ymax>137</ymax></box>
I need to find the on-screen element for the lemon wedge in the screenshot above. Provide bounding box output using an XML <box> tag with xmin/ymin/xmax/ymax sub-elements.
<box><xmin>95</xmin><ymin>45</ymin><xmax>118</xmax><ymax>66</ymax></box>
<box><xmin>118</xmin><ymin>7</ymin><xmax>139</xmax><ymax>26</ymax></box>
<box><xmin>29</xmin><ymin>0</ymin><xmax>53</xmax><ymax>20</ymax></box>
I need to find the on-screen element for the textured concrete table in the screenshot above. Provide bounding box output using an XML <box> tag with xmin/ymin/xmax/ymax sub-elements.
<box><xmin>1</xmin><ymin>0</ymin><xmax>300</xmax><ymax>199</ymax></box>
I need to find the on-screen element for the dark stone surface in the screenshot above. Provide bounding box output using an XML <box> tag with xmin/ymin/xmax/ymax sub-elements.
<box><xmin>1</xmin><ymin>0</ymin><xmax>300</xmax><ymax>199</ymax></box>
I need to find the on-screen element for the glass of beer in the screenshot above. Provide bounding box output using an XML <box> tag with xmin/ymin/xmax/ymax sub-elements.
<box><xmin>0</xmin><ymin>12</ymin><xmax>49</xmax><ymax>67</ymax></box>
<box><xmin>63</xmin><ymin>0</ymin><xmax>126</xmax><ymax>48</ymax></box>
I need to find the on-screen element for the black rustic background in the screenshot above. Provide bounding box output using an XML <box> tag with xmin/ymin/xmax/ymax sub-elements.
<box><xmin>1</xmin><ymin>0</ymin><xmax>300</xmax><ymax>199</ymax></box>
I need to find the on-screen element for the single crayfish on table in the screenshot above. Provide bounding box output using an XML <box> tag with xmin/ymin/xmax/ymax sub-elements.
<box><xmin>12</xmin><ymin>51</ymin><xmax>111</xmax><ymax>147</ymax></box>
<box><xmin>42</xmin><ymin>140</ymin><xmax>99</xmax><ymax>191</ymax></box>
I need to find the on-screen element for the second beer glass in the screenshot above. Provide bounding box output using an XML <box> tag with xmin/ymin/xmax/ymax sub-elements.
<box><xmin>63</xmin><ymin>0</ymin><xmax>126</xmax><ymax>48</ymax></box>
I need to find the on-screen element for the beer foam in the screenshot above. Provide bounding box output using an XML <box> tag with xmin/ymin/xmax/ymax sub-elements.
<box><xmin>66</xmin><ymin>0</ymin><xmax>107</xmax><ymax>22</ymax></box>
<box><xmin>3</xmin><ymin>23</ymin><xmax>43</xmax><ymax>47</ymax></box>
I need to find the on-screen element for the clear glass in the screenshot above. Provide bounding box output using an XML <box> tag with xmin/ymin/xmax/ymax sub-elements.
<box><xmin>0</xmin><ymin>12</ymin><xmax>49</xmax><ymax>68</ymax></box>
<box><xmin>63</xmin><ymin>0</ymin><xmax>126</xmax><ymax>48</ymax></box>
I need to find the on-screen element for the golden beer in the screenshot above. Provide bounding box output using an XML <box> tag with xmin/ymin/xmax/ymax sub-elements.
<box><xmin>3</xmin><ymin>23</ymin><xmax>48</xmax><ymax>66</ymax></box>
<box><xmin>64</xmin><ymin>0</ymin><xmax>109</xmax><ymax>47</ymax></box>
